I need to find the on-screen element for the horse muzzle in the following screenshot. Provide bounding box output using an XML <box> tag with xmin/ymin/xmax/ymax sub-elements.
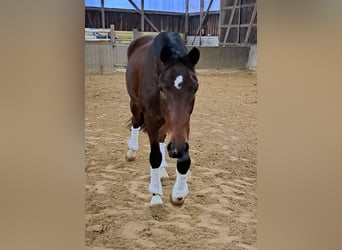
<box><xmin>167</xmin><ymin>142</ymin><xmax>189</xmax><ymax>158</ymax></box>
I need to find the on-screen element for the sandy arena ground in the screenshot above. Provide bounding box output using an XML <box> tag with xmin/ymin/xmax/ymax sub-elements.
<box><xmin>85</xmin><ymin>69</ymin><xmax>257</xmax><ymax>249</ymax></box>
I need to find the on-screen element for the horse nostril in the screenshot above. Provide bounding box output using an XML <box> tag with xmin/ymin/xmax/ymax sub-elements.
<box><xmin>167</xmin><ymin>142</ymin><xmax>173</xmax><ymax>153</ymax></box>
<box><xmin>167</xmin><ymin>142</ymin><xmax>179</xmax><ymax>158</ymax></box>
<box><xmin>167</xmin><ymin>142</ymin><xmax>189</xmax><ymax>158</ymax></box>
<box><xmin>167</xmin><ymin>142</ymin><xmax>175</xmax><ymax>156</ymax></box>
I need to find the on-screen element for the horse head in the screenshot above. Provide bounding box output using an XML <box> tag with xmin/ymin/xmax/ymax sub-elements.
<box><xmin>158</xmin><ymin>46</ymin><xmax>200</xmax><ymax>159</ymax></box>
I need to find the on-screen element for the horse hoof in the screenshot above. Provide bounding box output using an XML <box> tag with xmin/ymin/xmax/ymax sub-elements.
<box><xmin>150</xmin><ymin>195</ymin><xmax>163</xmax><ymax>207</ymax></box>
<box><xmin>160</xmin><ymin>168</ymin><xmax>169</xmax><ymax>185</ymax></box>
<box><xmin>126</xmin><ymin>149</ymin><xmax>136</xmax><ymax>161</ymax></box>
<box><xmin>170</xmin><ymin>195</ymin><xmax>185</xmax><ymax>206</ymax></box>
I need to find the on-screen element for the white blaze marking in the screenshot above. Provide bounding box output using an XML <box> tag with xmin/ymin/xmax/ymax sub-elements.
<box><xmin>174</xmin><ymin>75</ymin><xmax>183</xmax><ymax>90</ymax></box>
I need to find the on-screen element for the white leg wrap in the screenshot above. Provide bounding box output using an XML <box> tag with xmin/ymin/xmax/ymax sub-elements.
<box><xmin>159</xmin><ymin>143</ymin><xmax>169</xmax><ymax>182</ymax></box>
<box><xmin>148</xmin><ymin>167</ymin><xmax>163</xmax><ymax>196</ymax></box>
<box><xmin>159</xmin><ymin>143</ymin><xmax>168</xmax><ymax>168</ymax></box>
<box><xmin>172</xmin><ymin>170</ymin><xmax>189</xmax><ymax>198</ymax></box>
<box><xmin>127</xmin><ymin>126</ymin><xmax>140</xmax><ymax>150</ymax></box>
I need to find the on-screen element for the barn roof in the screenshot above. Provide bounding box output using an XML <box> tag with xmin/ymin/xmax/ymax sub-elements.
<box><xmin>85</xmin><ymin>0</ymin><xmax>220</xmax><ymax>13</ymax></box>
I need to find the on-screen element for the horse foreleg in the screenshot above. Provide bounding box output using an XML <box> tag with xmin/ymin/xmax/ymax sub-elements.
<box><xmin>158</xmin><ymin>128</ymin><xmax>169</xmax><ymax>184</ymax></box>
<box><xmin>149</xmin><ymin>143</ymin><xmax>163</xmax><ymax>207</ymax></box>
<box><xmin>159</xmin><ymin>143</ymin><xmax>169</xmax><ymax>184</ymax></box>
<box><xmin>171</xmin><ymin>155</ymin><xmax>191</xmax><ymax>206</ymax></box>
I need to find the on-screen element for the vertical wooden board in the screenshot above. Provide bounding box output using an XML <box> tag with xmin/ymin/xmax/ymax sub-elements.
<box><xmin>241</xmin><ymin>6</ymin><xmax>254</xmax><ymax>24</ymax></box>
<box><xmin>100</xmin><ymin>0</ymin><xmax>105</xmax><ymax>28</ymax></box>
<box><xmin>207</xmin><ymin>14</ymin><xmax>219</xmax><ymax>36</ymax></box>
<box><xmin>249</xmin><ymin>26</ymin><xmax>257</xmax><ymax>43</ymax></box>
<box><xmin>85</xmin><ymin>10</ymin><xmax>101</xmax><ymax>28</ymax></box>
<box><xmin>141</xmin><ymin>0</ymin><xmax>144</xmax><ymax>32</ymax></box>
<box><xmin>223</xmin><ymin>0</ymin><xmax>238</xmax><ymax>45</ymax></box>
<box><xmin>232</xmin><ymin>6</ymin><xmax>241</xmax><ymax>24</ymax></box>
<box><xmin>238</xmin><ymin>27</ymin><xmax>248</xmax><ymax>43</ymax></box>
<box><xmin>185</xmin><ymin>0</ymin><xmax>189</xmax><ymax>35</ymax></box>
<box><xmin>219</xmin><ymin>27</ymin><xmax>227</xmax><ymax>42</ymax></box>
<box><xmin>227</xmin><ymin>27</ymin><xmax>238</xmax><ymax>43</ymax></box>
<box><xmin>244</xmin><ymin>4</ymin><xmax>256</xmax><ymax>44</ymax></box>
<box><xmin>222</xmin><ymin>9</ymin><xmax>232</xmax><ymax>24</ymax></box>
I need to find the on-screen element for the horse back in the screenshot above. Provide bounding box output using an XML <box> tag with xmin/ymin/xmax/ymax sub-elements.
<box><xmin>127</xmin><ymin>35</ymin><xmax>154</xmax><ymax>60</ymax></box>
<box><xmin>126</xmin><ymin>36</ymin><xmax>154</xmax><ymax>105</ymax></box>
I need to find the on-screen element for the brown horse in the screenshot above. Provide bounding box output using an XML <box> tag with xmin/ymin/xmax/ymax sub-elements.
<box><xmin>125</xmin><ymin>32</ymin><xmax>200</xmax><ymax>207</ymax></box>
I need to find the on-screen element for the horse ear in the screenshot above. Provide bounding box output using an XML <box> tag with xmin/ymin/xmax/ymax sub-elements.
<box><xmin>188</xmin><ymin>47</ymin><xmax>200</xmax><ymax>66</ymax></box>
<box><xmin>160</xmin><ymin>46</ymin><xmax>172</xmax><ymax>64</ymax></box>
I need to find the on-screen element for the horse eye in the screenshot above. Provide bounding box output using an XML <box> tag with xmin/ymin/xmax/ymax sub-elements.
<box><xmin>159</xmin><ymin>86</ymin><xmax>164</xmax><ymax>92</ymax></box>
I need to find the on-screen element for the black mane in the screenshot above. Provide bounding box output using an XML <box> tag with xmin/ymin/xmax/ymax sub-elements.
<box><xmin>152</xmin><ymin>32</ymin><xmax>188</xmax><ymax>63</ymax></box>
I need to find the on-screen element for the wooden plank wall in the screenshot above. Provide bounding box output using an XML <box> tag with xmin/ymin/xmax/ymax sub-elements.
<box><xmin>85</xmin><ymin>9</ymin><xmax>219</xmax><ymax>36</ymax></box>
<box><xmin>85</xmin><ymin>6</ymin><xmax>256</xmax><ymax>43</ymax></box>
<box><xmin>188</xmin><ymin>13</ymin><xmax>220</xmax><ymax>36</ymax></box>
<box><xmin>219</xmin><ymin>0</ymin><xmax>257</xmax><ymax>45</ymax></box>
<box><xmin>86</xmin><ymin>9</ymin><xmax>185</xmax><ymax>33</ymax></box>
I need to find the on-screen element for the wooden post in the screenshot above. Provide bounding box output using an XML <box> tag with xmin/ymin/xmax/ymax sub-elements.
<box><xmin>101</xmin><ymin>0</ymin><xmax>105</xmax><ymax>28</ymax></box>
<box><xmin>191</xmin><ymin>0</ymin><xmax>214</xmax><ymax>45</ymax></box>
<box><xmin>223</xmin><ymin>0</ymin><xmax>238</xmax><ymax>46</ymax></box>
<box><xmin>200</xmin><ymin>0</ymin><xmax>204</xmax><ymax>45</ymax></box>
<box><xmin>128</xmin><ymin>0</ymin><xmax>159</xmax><ymax>32</ymax></box>
<box><xmin>219</xmin><ymin>0</ymin><xmax>222</xmax><ymax>46</ymax></box>
<box><xmin>244</xmin><ymin>3</ymin><xmax>257</xmax><ymax>44</ymax></box>
<box><xmin>110</xmin><ymin>24</ymin><xmax>115</xmax><ymax>43</ymax></box>
<box><xmin>141</xmin><ymin>0</ymin><xmax>144</xmax><ymax>32</ymax></box>
<box><xmin>133</xmin><ymin>29</ymin><xmax>140</xmax><ymax>39</ymax></box>
<box><xmin>237</xmin><ymin>0</ymin><xmax>241</xmax><ymax>44</ymax></box>
<box><xmin>185</xmin><ymin>0</ymin><xmax>189</xmax><ymax>37</ymax></box>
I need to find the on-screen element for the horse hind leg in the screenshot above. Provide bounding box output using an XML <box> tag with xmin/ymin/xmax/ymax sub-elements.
<box><xmin>126</xmin><ymin>127</ymin><xmax>139</xmax><ymax>161</ymax></box>
<box><xmin>126</xmin><ymin>101</ymin><xmax>144</xmax><ymax>161</ymax></box>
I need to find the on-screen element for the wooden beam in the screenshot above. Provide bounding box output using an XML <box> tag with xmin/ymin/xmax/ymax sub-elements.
<box><xmin>219</xmin><ymin>0</ymin><xmax>222</xmax><ymax>45</ymax></box>
<box><xmin>221</xmin><ymin>3</ymin><xmax>256</xmax><ymax>10</ymax></box>
<box><xmin>185</xmin><ymin>0</ymin><xmax>189</xmax><ymax>37</ymax></box>
<box><xmin>200</xmin><ymin>0</ymin><xmax>204</xmax><ymax>26</ymax></box>
<box><xmin>191</xmin><ymin>0</ymin><xmax>215</xmax><ymax>45</ymax></box>
<box><xmin>141</xmin><ymin>0</ymin><xmax>144</xmax><ymax>32</ymax></box>
<box><xmin>100</xmin><ymin>0</ymin><xmax>105</xmax><ymax>28</ymax></box>
<box><xmin>110</xmin><ymin>24</ymin><xmax>115</xmax><ymax>43</ymax></box>
<box><xmin>237</xmin><ymin>0</ymin><xmax>241</xmax><ymax>43</ymax></box>
<box><xmin>199</xmin><ymin>0</ymin><xmax>204</xmax><ymax>45</ymax></box>
<box><xmin>128</xmin><ymin>0</ymin><xmax>160</xmax><ymax>32</ymax></box>
<box><xmin>188</xmin><ymin>10</ymin><xmax>220</xmax><ymax>16</ymax></box>
<box><xmin>223</xmin><ymin>0</ymin><xmax>238</xmax><ymax>46</ymax></box>
<box><xmin>86</xmin><ymin>7</ymin><xmax>184</xmax><ymax>16</ymax></box>
<box><xmin>221</xmin><ymin>24</ymin><xmax>257</xmax><ymax>28</ymax></box>
<box><xmin>244</xmin><ymin>3</ymin><xmax>257</xmax><ymax>44</ymax></box>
